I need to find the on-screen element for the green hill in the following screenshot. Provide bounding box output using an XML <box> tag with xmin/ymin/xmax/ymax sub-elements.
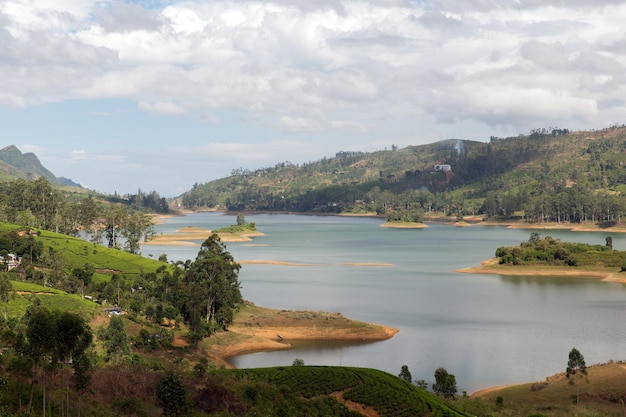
<box><xmin>0</xmin><ymin>145</ymin><xmax>60</xmax><ymax>184</ymax></box>
<box><xmin>177</xmin><ymin>125</ymin><xmax>626</xmax><ymax>224</ymax></box>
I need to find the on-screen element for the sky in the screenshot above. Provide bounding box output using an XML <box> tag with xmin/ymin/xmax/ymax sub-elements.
<box><xmin>2</xmin><ymin>0</ymin><xmax>626</xmax><ymax>197</ymax></box>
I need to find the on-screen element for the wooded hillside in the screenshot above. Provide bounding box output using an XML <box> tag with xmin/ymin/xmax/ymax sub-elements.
<box><xmin>179</xmin><ymin>125</ymin><xmax>626</xmax><ymax>224</ymax></box>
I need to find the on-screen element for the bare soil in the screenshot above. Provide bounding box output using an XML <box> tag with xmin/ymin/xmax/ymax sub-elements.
<box><xmin>201</xmin><ymin>303</ymin><xmax>398</xmax><ymax>366</ymax></box>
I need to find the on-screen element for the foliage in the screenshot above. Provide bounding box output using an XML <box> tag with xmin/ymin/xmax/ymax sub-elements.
<box><xmin>185</xmin><ymin>234</ymin><xmax>243</xmax><ymax>337</ymax></box>
<box><xmin>399</xmin><ymin>364</ymin><xmax>412</xmax><ymax>383</ymax></box>
<box><xmin>155</xmin><ymin>371</ymin><xmax>190</xmax><ymax>417</ymax></box>
<box><xmin>432</xmin><ymin>367</ymin><xmax>457</xmax><ymax>399</ymax></box>
<box><xmin>494</xmin><ymin>233</ymin><xmax>625</xmax><ymax>267</ymax></box>
<box><xmin>100</xmin><ymin>315</ymin><xmax>130</xmax><ymax>364</ymax></box>
<box><xmin>566</xmin><ymin>347</ymin><xmax>589</xmax><ymax>406</ymax></box>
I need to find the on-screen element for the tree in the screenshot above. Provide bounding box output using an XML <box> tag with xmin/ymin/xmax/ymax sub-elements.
<box><xmin>121</xmin><ymin>211</ymin><xmax>155</xmax><ymax>254</ymax></box>
<box><xmin>101</xmin><ymin>315</ymin><xmax>130</xmax><ymax>363</ymax></box>
<box><xmin>398</xmin><ymin>365</ymin><xmax>412</xmax><ymax>383</ymax></box>
<box><xmin>25</xmin><ymin>307</ymin><xmax>92</xmax><ymax>417</ymax></box>
<box><xmin>566</xmin><ymin>347</ymin><xmax>588</xmax><ymax>405</ymax></box>
<box><xmin>156</xmin><ymin>371</ymin><xmax>190</xmax><ymax>417</ymax></box>
<box><xmin>185</xmin><ymin>234</ymin><xmax>243</xmax><ymax>337</ymax></box>
<box><xmin>432</xmin><ymin>367</ymin><xmax>457</xmax><ymax>399</ymax></box>
<box><xmin>236</xmin><ymin>212</ymin><xmax>246</xmax><ymax>226</ymax></box>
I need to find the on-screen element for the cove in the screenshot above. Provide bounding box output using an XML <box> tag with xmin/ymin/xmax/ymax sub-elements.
<box><xmin>147</xmin><ymin>212</ymin><xmax>626</xmax><ymax>394</ymax></box>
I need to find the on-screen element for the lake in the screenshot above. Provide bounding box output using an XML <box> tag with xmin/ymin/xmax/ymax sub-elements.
<box><xmin>145</xmin><ymin>212</ymin><xmax>626</xmax><ymax>394</ymax></box>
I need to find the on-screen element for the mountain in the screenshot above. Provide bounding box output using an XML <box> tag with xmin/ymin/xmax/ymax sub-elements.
<box><xmin>177</xmin><ymin>125</ymin><xmax>626</xmax><ymax>221</ymax></box>
<box><xmin>0</xmin><ymin>145</ymin><xmax>82</xmax><ymax>187</ymax></box>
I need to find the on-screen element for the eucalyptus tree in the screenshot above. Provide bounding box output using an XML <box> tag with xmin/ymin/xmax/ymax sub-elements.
<box><xmin>25</xmin><ymin>307</ymin><xmax>92</xmax><ymax>416</ymax></box>
<box><xmin>185</xmin><ymin>234</ymin><xmax>243</xmax><ymax>339</ymax></box>
<box><xmin>121</xmin><ymin>211</ymin><xmax>155</xmax><ymax>254</ymax></box>
<box><xmin>566</xmin><ymin>347</ymin><xmax>588</xmax><ymax>406</ymax></box>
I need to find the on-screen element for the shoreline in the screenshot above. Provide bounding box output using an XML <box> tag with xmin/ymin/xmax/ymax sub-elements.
<box><xmin>456</xmin><ymin>257</ymin><xmax>626</xmax><ymax>283</ymax></box>
<box><xmin>145</xmin><ymin>225</ymin><xmax>265</xmax><ymax>245</ymax></box>
<box><xmin>380</xmin><ymin>222</ymin><xmax>427</xmax><ymax>229</ymax></box>
<box><xmin>201</xmin><ymin>304</ymin><xmax>399</xmax><ymax>367</ymax></box>
<box><xmin>155</xmin><ymin>209</ymin><xmax>626</xmax><ymax>234</ymax></box>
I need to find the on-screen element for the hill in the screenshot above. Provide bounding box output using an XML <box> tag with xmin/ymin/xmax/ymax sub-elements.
<box><xmin>177</xmin><ymin>125</ymin><xmax>626</xmax><ymax>225</ymax></box>
<box><xmin>0</xmin><ymin>144</ymin><xmax>84</xmax><ymax>188</ymax></box>
<box><xmin>469</xmin><ymin>361</ymin><xmax>626</xmax><ymax>417</ymax></box>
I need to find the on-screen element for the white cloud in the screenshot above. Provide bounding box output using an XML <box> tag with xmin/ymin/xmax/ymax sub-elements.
<box><xmin>138</xmin><ymin>100</ymin><xmax>187</xmax><ymax>116</ymax></box>
<box><xmin>4</xmin><ymin>0</ymin><xmax>626</xmax><ymax>179</ymax></box>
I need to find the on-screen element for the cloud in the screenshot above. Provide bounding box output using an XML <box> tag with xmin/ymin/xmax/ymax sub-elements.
<box><xmin>138</xmin><ymin>100</ymin><xmax>187</xmax><ymax>116</ymax></box>
<box><xmin>3</xmin><ymin>0</ymin><xmax>626</xmax><ymax>144</ymax></box>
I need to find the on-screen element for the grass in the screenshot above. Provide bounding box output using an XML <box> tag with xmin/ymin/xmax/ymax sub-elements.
<box><xmin>467</xmin><ymin>362</ymin><xmax>626</xmax><ymax>416</ymax></box>
<box><xmin>4</xmin><ymin>280</ymin><xmax>101</xmax><ymax>319</ymax></box>
<box><xmin>37</xmin><ymin>229</ymin><xmax>167</xmax><ymax>276</ymax></box>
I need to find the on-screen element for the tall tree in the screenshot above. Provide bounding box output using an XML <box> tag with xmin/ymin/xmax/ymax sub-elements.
<box><xmin>101</xmin><ymin>315</ymin><xmax>130</xmax><ymax>363</ymax></box>
<box><xmin>186</xmin><ymin>234</ymin><xmax>243</xmax><ymax>338</ymax></box>
<box><xmin>432</xmin><ymin>367</ymin><xmax>457</xmax><ymax>399</ymax></box>
<box><xmin>566</xmin><ymin>347</ymin><xmax>588</xmax><ymax>406</ymax></box>
<box><xmin>121</xmin><ymin>211</ymin><xmax>155</xmax><ymax>254</ymax></box>
<box><xmin>25</xmin><ymin>307</ymin><xmax>92</xmax><ymax>417</ymax></box>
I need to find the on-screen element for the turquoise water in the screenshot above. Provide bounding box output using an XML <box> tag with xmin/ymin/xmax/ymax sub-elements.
<box><xmin>147</xmin><ymin>213</ymin><xmax>626</xmax><ymax>393</ymax></box>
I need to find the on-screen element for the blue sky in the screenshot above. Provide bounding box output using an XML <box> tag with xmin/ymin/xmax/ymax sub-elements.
<box><xmin>2</xmin><ymin>0</ymin><xmax>626</xmax><ymax>196</ymax></box>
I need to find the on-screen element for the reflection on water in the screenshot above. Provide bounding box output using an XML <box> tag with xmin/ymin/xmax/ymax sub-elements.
<box><xmin>151</xmin><ymin>213</ymin><xmax>626</xmax><ymax>393</ymax></box>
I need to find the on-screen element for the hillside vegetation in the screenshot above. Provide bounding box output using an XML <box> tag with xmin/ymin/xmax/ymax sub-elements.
<box><xmin>179</xmin><ymin>125</ymin><xmax>626</xmax><ymax>226</ymax></box>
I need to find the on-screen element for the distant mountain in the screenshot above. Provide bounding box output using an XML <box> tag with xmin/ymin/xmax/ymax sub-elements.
<box><xmin>58</xmin><ymin>176</ymin><xmax>85</xmax><ymax>188</ymax></box>
<box><xmin>0</xmin><ymin>145</ymin><xmax>81</xmax><ymax>187</ymax></box>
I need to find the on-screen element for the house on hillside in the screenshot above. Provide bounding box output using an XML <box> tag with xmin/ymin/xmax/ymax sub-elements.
<box><xmin>0</xmin><ymin>253</ymin><xmax>21</xmax><ymax>270</ymax></box>
<box><xmin>434</xmin><ymin>164</ymin><xmax>452</xmax><ymax>172</ymax></box>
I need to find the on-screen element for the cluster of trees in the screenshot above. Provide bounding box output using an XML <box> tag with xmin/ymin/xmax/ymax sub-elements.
<box><xmin>398</xmin><ymin>365</ymin><xmax>457</xmax><ymax>399</ymax></box>
<box><xmin>495</xmin><ymin>233</ymin><xmax>616</xmax><ymax>267</ymax></box>
<box><xmin>0</xmin><ymin>301</ymin><xmax>93</xmax><ymax>416</ymax></box>
<box><xmin>94</xmin><ymin>234</ymin><xmax>243</xmax><ymax>343</ymax></box>
<box><xmin>0</xmin><ymin>178</ymin><xmax>159</xmax><ymax>254</ymax></box>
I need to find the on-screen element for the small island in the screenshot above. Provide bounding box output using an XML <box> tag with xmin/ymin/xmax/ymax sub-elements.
<box><xmin>381</xmin><ymin>208</ymin><xmax>428</xmax><ymax>228</ymax></box>
<box><xmin>457</xmin><ymin>232</ymin><xmax>626</xmax><ymax>282</ymax></box>
<box><xmin>146</xmin><ymin>212</ymin><xmax>264</xmax><ymax>245</ymax></box>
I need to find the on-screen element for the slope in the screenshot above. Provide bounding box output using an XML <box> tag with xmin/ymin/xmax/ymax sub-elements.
<box><xmin>0</xmin><ymin>145</ymin><xmax>60</xmax><ymax>184</ymax></box>
<box><xmin>177</xmin><ymin>125</ymin><xmax>626</xmax><ymax>219</ymax></box>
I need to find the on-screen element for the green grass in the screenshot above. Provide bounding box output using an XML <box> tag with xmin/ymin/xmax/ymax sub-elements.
<box><xmin>4</xmin><ymin>280</ymin><xmax>101</xmax><ymax>319</ymax></box>
<box><xmin>35</xmin><ymin>228</ymin><xmax>168</xmax><ymax>276</ymax></box>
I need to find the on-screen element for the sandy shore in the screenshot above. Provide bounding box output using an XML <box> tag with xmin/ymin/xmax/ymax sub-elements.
<box><xmin>456</xmin><ymin>257</ymin><xmax>626</xmax><ymax>283</ymax></box>
<box><xmin>380</xmin><ymin>222</ymin><xmax>428</xmax><ymax>229</ymax></box>
<box><xmin>144</xmin><ymin>225</ymin><xmax>265</xmax><ymax>245</ymax></box>
<box><xmin>201</xmin><ymin>304</ymin><xmax>399</xmax><ymax>366</ymax></box>
<box><xmin>238</xmin><ymin>260</ymin><xmax>319</xmax><ymax>266</ymax></box>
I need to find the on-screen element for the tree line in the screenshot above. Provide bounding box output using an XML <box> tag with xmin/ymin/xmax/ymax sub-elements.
<box><xmin>0</xmin><ymin>178</ymin><xmax>163</xmax><ymax>254</ymax></box>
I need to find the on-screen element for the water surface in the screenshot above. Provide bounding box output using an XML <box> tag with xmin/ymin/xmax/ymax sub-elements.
<box><xmin>147</xmin><ymin>213</ymin><xmax>626</xmax><ymax>393</ymax></box>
